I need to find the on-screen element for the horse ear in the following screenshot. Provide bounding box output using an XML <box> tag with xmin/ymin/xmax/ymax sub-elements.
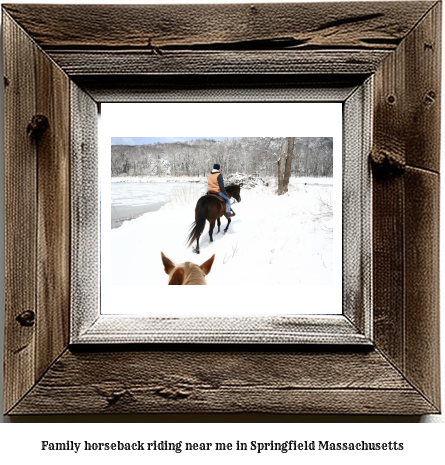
<box><xmin>200</xmin><ymin>254</ymin><xmax>215</xmax><ymax>275</ymax></box>
<box><xmin>161</xmin><ymin>252</ymin><xmax>176</xmax><ymax>274</ymax></box>
<box><xmin>168</xmin><ymin>267</ymin><xmax>185</xmax><ymax>285</ymax></box>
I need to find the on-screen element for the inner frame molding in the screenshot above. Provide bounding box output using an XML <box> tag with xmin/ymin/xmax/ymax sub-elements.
<box><xmin>2</xmin><ymin>2</ymin><xmax>440</xmax><ymax>415</ymax></box>
<box><xmin>71</xmin><ymin>83</ymin><xmax>373</xmax><ymax>345</ymax></box>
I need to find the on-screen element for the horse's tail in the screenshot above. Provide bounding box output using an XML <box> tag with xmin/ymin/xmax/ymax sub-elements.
<box><xmin>186</xmin><ymin>198</ymin><xmax>208</xmax><ymax>247</ymax></box>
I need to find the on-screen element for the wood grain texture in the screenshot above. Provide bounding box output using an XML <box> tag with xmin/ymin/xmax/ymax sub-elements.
<box><xmin>372</xmin><ymin>2</ymin><xmax>441</xmax><ymax>172</ymax></box>
<box><xmin>3</xmin><ymin>2</ymin><xmax>441</xmax><ymax>416</ymax></box>
<box><xmin>343</xmin><ymin>81</ymin><xmax>372</xmax><ymax>336</ymax></box>
<box><xmin>372</xmin><ymin>8</ymin><xmax>407</xmax><ymax>372</ymax></box>
<box><xmin>70</xmin><ymin>83</ymin><xmax>99</xmax><ymax>340</ymax></box>
<box><xmin>404</xmin><ymin>168</ymin><xmax>440</xmax><ymax>408</ymax></box>
<box><xmin>372</xmin><ymin>3</ymin><xmax>441</xmax><ymax>411</ymax></box>
<box><xmin>372</xmin><ymin>178</ymin><xmax>405</xmax><ymax>370</ymax></box>
<box><xmin>8</xmin><ymin>349</ymin><xmax>437</xmax><ymax>415</ymax></box>
<box><xmin>47</xmin><ymin>50</ymin><xmax>391</xmax><ymax>76</ymax></box>
<box><xmin>35</xmin><ymin>39</ymin><xmax>71</xmax><ymax>381</ymax></box>
<box><xmin>3</xmin><ymin>12</ymin><xmax>38</xmax><ymax>414</ymax></box>
<box><xmin>75</xmin><ymin>316</ymin><xmax>370</xmax><ymax>345</ymax></box>
<box><xmin>3</xmin><ymin>11</ymin><xmax>71</xmax><ymax>413</ymax></box>
<box><xmin>2</xmin><ymin>2</ymin><xmax>435</xmax><ymax>50</ymax></box>
<box><xmin>404</xmin><ymin>2</ymin><xmax>441</xmax><ymax>172</ymax></box>
<box><xmin>3</xmin><ymin>1</ymin><xmax>433</xmax><ymax>79</ymax></box>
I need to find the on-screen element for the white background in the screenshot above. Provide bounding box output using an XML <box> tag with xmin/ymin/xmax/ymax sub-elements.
<box><xmin>101</xmin><ymin>102</ymin><xmax>343</xmax><ymax>316</ymax></box>
<box><xmin>0</xmin><ymin>0</ymin><xmax>444</xmax><ymax>460</ymax></box>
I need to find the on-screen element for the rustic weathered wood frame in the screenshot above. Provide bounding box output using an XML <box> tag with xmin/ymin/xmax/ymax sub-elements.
<box><xmin>3</xmin><ymin>2</ymin><xmax>441</xmax><ymax>415</ymax></box>
<box><xmin>72</xmin><ymin>83</ymin><xmax>372</xmax><ymax>345</ymax></box>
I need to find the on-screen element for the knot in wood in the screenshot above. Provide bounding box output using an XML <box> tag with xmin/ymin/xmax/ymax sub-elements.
<box><xmin>154</xmin><ymin>386</ymin><xmax>191</xmax><ymax>400</ymax></box>
<box><xmin>370</xmin><ymin>148</ymin><xmax>405</xmax><ymax>178</ymax></box>
<box><xmin>424</xmin><ymin>90</ymin><xmax>436</xmax><ymax>105</ymax></box>
<box><xmin>95</xmin><ymin>385</ymin><xmax>130</xmax><ymax>405</ymax></box>
<box><xmin>27</xmin><ymin>115</ymin><xmax>49</xmax><ymax>140</ymax></box>
<box><xmin>105</xmin><ymin>390</ymin><xmax>128</xmax><ymax>405</ymax></box>
<box><xmin>16</xmin><ymin>310</ymin><xmax>35</xmax><ymax>327</ymax></box>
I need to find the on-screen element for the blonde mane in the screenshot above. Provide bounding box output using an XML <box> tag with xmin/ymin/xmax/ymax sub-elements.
<box><xmin>172</xmin><ymin>261</ymin><xmax>207</xmax><ymax>285</ymax></box>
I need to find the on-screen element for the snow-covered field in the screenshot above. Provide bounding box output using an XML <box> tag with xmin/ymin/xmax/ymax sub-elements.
<box><xmin>104</xmin><ymin>177</ymin><xmax>341</xmax><ymax>316</ymax></box>
<box><xmin>109</xmin><ymin>178</ymin><xmax>335</xmax><ymax>287</ymax></box>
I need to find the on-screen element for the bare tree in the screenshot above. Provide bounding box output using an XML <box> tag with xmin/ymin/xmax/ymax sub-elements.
<box><xmin>277</xmin><ymin>137</ymin><xmax>295</xmax><ymax>195</ymax></box>
<box><xmin>283</xmin><ymin>137</ymin><xmax>295</xmax><ymax>193</ymax></box>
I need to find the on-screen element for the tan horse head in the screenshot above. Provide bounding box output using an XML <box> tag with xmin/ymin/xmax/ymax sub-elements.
<box><xmin>161</xmin><ymin>252</ymin><xmax>215</xmax><ymax>285</ymax></box>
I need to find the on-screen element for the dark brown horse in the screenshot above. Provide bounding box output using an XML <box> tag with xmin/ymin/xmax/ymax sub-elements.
<box><xmin>186</xmin><ymin>184</ymin><xmax>242</xmax><ymax>254</ymax></box>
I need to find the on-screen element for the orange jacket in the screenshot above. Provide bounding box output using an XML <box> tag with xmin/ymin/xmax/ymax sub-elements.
<box><xmin>208</xmin><ymin>171</ymin><xmax>221</xmax><ymax>192</ymax></box>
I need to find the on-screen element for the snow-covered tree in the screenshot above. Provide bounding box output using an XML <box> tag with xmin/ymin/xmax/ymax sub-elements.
<box><xmin>111</xmin><ymin>137</ymin><xmax>332</xmax><ymax>179</ymax></box>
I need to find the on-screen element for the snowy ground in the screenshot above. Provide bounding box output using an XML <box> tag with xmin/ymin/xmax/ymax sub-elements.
<box><xmin>109</xmin><ymin>178</ymin><xmax>335</xmax><ymax>287</ymax></box>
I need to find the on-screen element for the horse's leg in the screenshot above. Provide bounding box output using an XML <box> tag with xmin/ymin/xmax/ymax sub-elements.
<box><xmin>216</xmin><ymin>218</ymin><xmax>221</xmax><ymax>234</ymax></box>
<box><xmin>224</xmin><ymin>217</ymin><xmax>231</xmax><ymax>234</ymax></box>
<box><xmin>209</xmin><ymin>221</ymin><xmax>215</xmax><ymax>242</ymax></box>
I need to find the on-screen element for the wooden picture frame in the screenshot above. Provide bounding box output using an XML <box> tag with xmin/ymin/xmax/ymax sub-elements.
<box><xmin>3</xmin><ymin>2</ymin><xmax>441</xmax><ymax>415</ymax></box>
<box><xmin>73</xmin><ymin>87</ymin><xmax>370</xmax><ymax>346</ymax></box>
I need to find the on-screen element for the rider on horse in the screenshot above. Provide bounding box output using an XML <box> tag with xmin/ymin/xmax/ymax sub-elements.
<box><xmin>208</xmin><ymin>164</ymin><xmax>234</xmax><ymax>217</ymax></box>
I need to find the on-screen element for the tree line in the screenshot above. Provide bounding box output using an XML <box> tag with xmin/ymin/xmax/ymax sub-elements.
<box><xmin>111</xmin><ymin>137</ymin><xmax>333</xmax><ymax>179</ymax></box>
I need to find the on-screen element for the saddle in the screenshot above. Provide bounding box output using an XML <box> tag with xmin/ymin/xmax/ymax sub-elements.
<box><xmin>206</xmin><ymin>191</ymin><xmax>225</xmax><ymax>204</ymax></box>
<box><xmin>206</xmin><ymin>191</ymin><xmax>236</xmax><ymax>216</ymax></box>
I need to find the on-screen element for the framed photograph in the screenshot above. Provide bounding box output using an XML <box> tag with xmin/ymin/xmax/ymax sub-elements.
<box><xmin>91</xmin><ymin>98</ymin><xmax>364</xmax><ymax>344</ymax></box>
<box><xmin>101</xmin><ymin>104</ymin><xmax>344</xmax><ymax>316</ymax></box>
<box><xmin>3</xmin><ymin>2</ymin><xmax>440</xmax><ymax>415</ymax></box>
